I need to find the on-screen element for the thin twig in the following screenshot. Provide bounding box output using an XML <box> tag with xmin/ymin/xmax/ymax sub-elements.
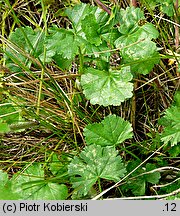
<box><xmin>4</xmin><ymin>74</ymin><xmax>80</xmax><ymax>86</ymax></box>
<box><xmin>84</xmin><ymin>38</ymin><xmax>145</xmax><ymax>56</ymax></box>
<box><xmin>153</xmin><ymin>177</ymin><xmax>180</xmax><ymax>189</ymax></box>
<box><xmin>154</xmin><ymin>15</ymin><xmax>180</xmax><ymax>27</ymax></box>
<box><xmin>132</xmin><ymin>166</ymin><xmax>180</xmax><ymax>179</ymax></box>
<box><xmin>94</xmin><ymin>0</ymin><xmax>111</xmax><ymax>15</ymax></box>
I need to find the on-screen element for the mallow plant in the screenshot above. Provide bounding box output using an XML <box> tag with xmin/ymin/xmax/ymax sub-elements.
<box><xmin>0</xmin><ymin>2</ymin><xmax>179</xmax><ymax>199</ymax></box>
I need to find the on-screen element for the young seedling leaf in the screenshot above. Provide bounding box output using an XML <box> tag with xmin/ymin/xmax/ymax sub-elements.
<box><xmin>84</xmin><ymin>114</ymin><xmax>133</xmax><ymax>146</ymax></box>
<box><xmin>68</xmin><ymin>144</ymin><xmax>126</xmax><ymax>196</ymax></box>
<box><xmin>11</xmin><ymin>164</ymin><xmax>68</xmax><ymax>200</ymax></box>
<box><xmin>81</xmin><ymin>66</ymin><xmax>133</xmax><ymax>106</ymax></box>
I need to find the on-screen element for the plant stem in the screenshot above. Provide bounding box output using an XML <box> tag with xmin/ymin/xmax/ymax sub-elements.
<box><xmin>78</xmin><ymin>47</ymin><xmax>84</xmax><ymax>75</ymax></box>
<box><xmin>131</xmin><ymin>81</ymin><xmax>138</xmax><ymax>130</ymax></box>
<box><xmin>94</xmin><ymin>0</ymin><xmax>111</xmax><ymax>15</ymax></box>
<box><xmin>98</xmin><ymin>178</ymin><xmax>102</xmax><ymax>194</ymax></box>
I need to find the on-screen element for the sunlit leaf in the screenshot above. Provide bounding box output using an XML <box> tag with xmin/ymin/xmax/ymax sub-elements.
<box><xmin>84</xmin><ymin>114</ymin><xmax>133</xmax><ymax>146</ymax></box>
<box><xmin>81</xmin><ymin>66</ymin><xmax>133</xmax><ymax>106</ymax></box>
<box><xmin>46</xmin><ymin>27</ymin><xmax>79</xmax><ymax>60</ymax></box>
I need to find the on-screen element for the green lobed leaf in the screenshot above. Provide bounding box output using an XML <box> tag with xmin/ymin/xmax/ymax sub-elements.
<box><xmin>101</xmin><ymin>28</ymin><xmax>120</xmax><ymax>45</ymax></box>
<box><xmin>65</xmin><ymin>3</ymin><xmax>108</xmax><ymax>32</ymax></box>
<box><xmin>53</xmin><ymin>54</ymin><xmax>72</xmax><ymax>70</ymax></box>
<box><xmin>139</xmin><ymin>0</ymin><xmax>175</xmax><ymax>16</ymax></box>
<box><xmin>117</xmin><ymin>7</ymin><xmax>145</xmax><ymax>34</ymax></box>
<box><xmin>68</xmin><ymin>144</ymin><xmax>126</xmax><ymax>196</ymax></box>
<box><xmin>0</xmin><ymin>170</ymin><xmax>21</xmax><ymax>200</ymax></box>
<box><xmin>46</xmin><ymin>26</ymin><xmax>110</xmax><ymax>64</ymax></box>
<box><xmin>0</xmin><ymin>103</ymin><xmax>21</xmax><ymax>124</ymax></box>
<box><xmin>65</xmin><ymin>3</ymin><xmax>110</xmax><ymax>59</ymax></box>
<box><xmin>122</xmin><ymin>161</ymin><xmax>161</xmax><ymax>196</ymax></box>
<box><xmin>5</xmin><ymin>27</ymin><xmax>46</xmax><ymax>71</ymax></box>
<box><xmin>160</xmin><ymin>0</ymin><xmax>175</xmax><ymax>17</ymax></box>
<box><xmin>81</xmin><ymin>66</ymin><xmax>133</xmax><ymax>106</ymax></box>
<box><xmin>168</xmin><ymin>145</ymin><xmax>180</xmax><ymax>157</ymax></box>
<box><xmin>49</xmin><ymin>154</ymin><xmax>69</xmax><ymax>181</ymax></box>
<box><xmin>7</xmin><ymin>26</ymin><xmax>45</xmax><ymax>57</ymax></box>
<box><xmin>159</xmin><ymin>91</ymin><xmax>180</xmax><ymax>146</ymax></box>
<box><xmin>65</xmin><ymin>3</ymin><xmax>91</xmax><ymax>31</ymax></box>
<box><xmin>81</xmin><ymin>39</ymin><xmax>110</xmax><ymax>61</ymax></box>
<box><xmin>130</xmin><ymin>179</ymin><xmax>146</xmax><ymax>196</ymax></box>
<box><xmin>122</xmin><ymin>161</ymin><xmax>144</xmax><ymax>195</ymax></box>
<box><xmin>122</xmin><ymin>40</ymin><xmax>159</xmax><ymax>75</ymax></box>
<box><xmin>115</xmin><ymin>21</ymin><xmax>159</xmax><ymax>75</ymax></box>
<box><xmin>145</xmin><ymin>163</ymin><xmax>161</xmax><ymax>184</ymax></box>
<box><xmin>84</xmin><ymin>114</ymin><xmax>133</xmax><ymax>147</ymax></box>
<box><xmin>46</xmin><ymin>4</ymin><xmax>110</xmax><ymax>65</ymax></box>
<box><xmin>46</xmin><ymin>27</ymin><xmax>79</xmax><ymax>60</ymax></box>
<box><xmin>81</xmin><ymin>13</ymin><xmax>102</xmax><ymax>46</ymax></box>
<box><xmin>11</xmin><ymin>164</ymin><xmax>68</xmax><ymax>200</ymax></box>
<box><xmin>161</xmin><ymin>127</ymin><xmax>180</xmax><ymax>147</ymax></box>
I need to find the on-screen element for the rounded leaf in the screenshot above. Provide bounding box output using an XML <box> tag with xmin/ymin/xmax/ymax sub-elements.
<box><xmin>84</xmin><ymin>114</ymin><xmax>133</xmax><ymax>146</ymax></box>
<box><xmin>81</xmin><ymin>67</ymin><xmax>133</xmax><ymax>106</ymax></box>
<box><xmin>68</xmin><ymin>144</ymin><xmax>126</xmax><ymax>196</ymax></box>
